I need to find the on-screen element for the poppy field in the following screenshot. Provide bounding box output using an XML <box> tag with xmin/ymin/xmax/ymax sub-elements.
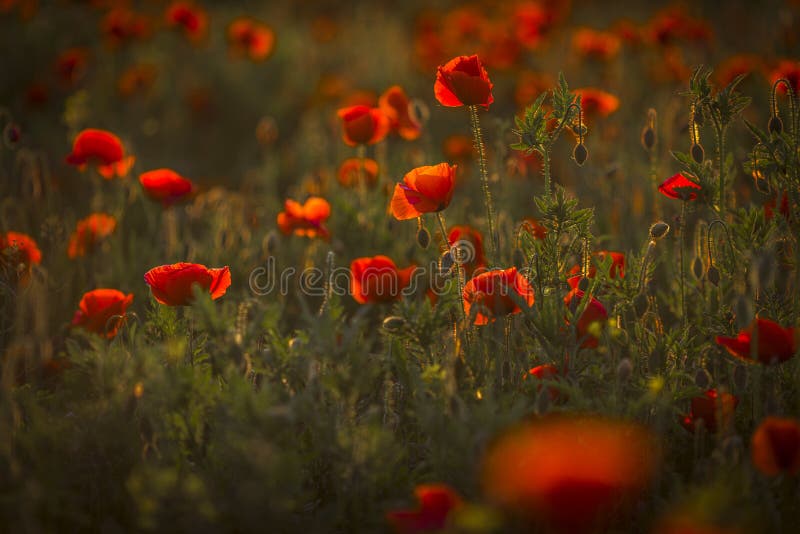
<box><xmin>2</xmin><ymin>0</ymin><xmax>800</xmax><ymax>532</ymax></box>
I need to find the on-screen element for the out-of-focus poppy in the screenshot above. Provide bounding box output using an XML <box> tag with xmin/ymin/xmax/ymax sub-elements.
<box><xmin>386</xmin><ymin>484</ymin><xmax>462</xmax><ymax>534</ymax></box>
<box><xmin>117</xmin><ymin>63</ymin><xmax>157</xmax><ymax>98</ymax></box>
<box><xmin>434</xmin><ymin>55</ymin><xmax>494</xmax><ymax>109</ymax></box>
<box><xmin>751</xmin><ymin>417</ymin><xmax>800</xmax><ymax>477</ymax></box>
<box><xmin>525</xmin><ymin>363</ymin><xmax>564</xmax><ymax>402</ymax></box>
<box><xmin>680</xmin><ymin>389</ymin><xmax>738</xmax><ymax>434</ymax></box>
<box><xmin>658</xmin><ymin>173</ymin><xmax>701</xmax><ymax>201</ymax></box>
<box><xmin>71</xmin><ymin>289</ymin><xmax>133</xmax><ymax>338</ymax></box>
<box><xmin>448</xmin><ymin>225</ymin><xmax>486</xmax><ymax>277</ymax></box>
<box><xmin>337</xmin><ymin>105</ymin><xmax>390</xmax><ymax>146</ymax></box>
<box><xmin>646</xmin><ymin>7</ymin><xmax>712</xmax><ymax>46</ymax></box>
<box><xmin>612</xmin><ymin>19</ymin><xmax>641</xmax><ymax>45</ymax></box>
<box><xmin>572</xmin><ymin>28</ymin><xmax>621</xmax><ymax>61</ymax></box>
<box><xmin>337</xmin><ymin>158</ymin><xmax>379</xmax><ymax>188</ymax></box>
<box><xmin>764</xmin><ymin>191</ymin><xmax>791</xmax><ymax>222</ymax></box>
<box><xmin>564</xmin><ymin>288</ymin><xmax>608</xmax><ymax>348</ymax></box>
<box><xmin>165</xmin><ymin>1</ymin><xmax>207</xmax><ymax>43</ymax></box>
<box><xmin>228</xmin><ymin>17</ymin><xmax>275</xmax><ymax>61</ymax></box>
<box><xmin>67</xmin><ymin>213</ymin><xmax>117</xmax><ymax>258</ymax></box>
<box><xmin>479</xmin><ymin>21</ymin><xmax>521</xmax><ymax>71</ymax></box>
<box><xmin>277</xmin><ymin>197</ymin><xmax>330</xmax><ymax>239</ymax></box>
<box><xmin>463</xmin><ymin>267</ymin><xmax>535</xmax><ymax>325</ymax></box>
<box><xmin>481</xmin><ymin>415</ymin><xmax>659</xmax><ymax>532</ymax></box>
<box><xmin>1</xmin><ymin>231</ymin><xmax>42</xmax><ymax>284</ymax></box>
<box><xmin>442</xmin><ymin>134</ymin><xmax>474</xmax><ymax>160</ymax></box>
<box><xmin>101</xmin><ymin>7</ymin><xmax>150</xmax><ymax>47</ymax></box>
<box><xmin>715</xmin><ymin>318</ymin><xmax>797</xmax><ymax>365</ymax></box>
<box><xmin>574</xmin><ymin>87</ymin><xmax>619</xmax><ymax>118</ymax></box>
<box><xmin>715</xmin><ymin>54</ymin><xmax>763</xmax><ymax>87</ymax></box>
<box><xmin>25</xmin><ymin>82</ymin><xmax>48</xmax><ymax>108</ymax></box>
<box><xmin>350</xmin><ymin>255</ymin><xmax>416</xmax><ymax>304</ymax></box>
<box><xmin>139</xmin><ymin>169</ymin><xmax>194</xmax><ymax>207</ymax></box>
<box><xmin>55</xmin><ymin>47</ymin><xmax>89</xmax><ymax>87</ymax></box>
<box><xmin>520</xmin><ymin>217</ymin><xmax>547</xmax><ymax>240</ymax></box>
<box><xmin>513</xmin><ymin>1</ymin><xmax>557</xmax><ymax>49</ymax></box>
<box><xmin>514</xmin><ymin>70</ymin><xmax>553</xmax><ymax>107</ymax></box>
<box><xmin>654</xmin><ymin>514</ymin><xmax>743</xmax><ymax>534</ymax></box>
<box><xmin>390</xmin><ymin>163</ymin><xmax>456</xmax><ymax>220</ymax></box>
<box><xmin>567</xmin><ymin>251</ymin><xmax>625</xmax><ymax>289</ymax></box>
<box><xmin>379</xmin><ymin>86</ymin><xmax>422</xmax><ymax>141</ymax></box>
<box><xmin>144</xmin><ymin>262</ymin><xmax>231</xmax><ymax>306</ymax></box>
<box><xmin>770</xmin><ymin>59</ymin><xmax>800</xmax><ymax>95</ymax></box>
<box><xmin>66</xmin><ymin>129</ymin><xmax>135</xmax><ymax>179</ymax></box>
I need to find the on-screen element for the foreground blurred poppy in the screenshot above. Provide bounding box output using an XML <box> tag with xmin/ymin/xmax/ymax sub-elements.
<box><xmin>165</xmin><ymin>1</ymin><xmax>207</xmax><ymax>42</ymax></box>
<box><xmin>139</xmin><ymin>169</ymin><xmax>194</xmax><ymax>207</ymax></box>
<box><xmin>463</xmin><ymin>267</ymin><xmax>535</xmax><ymax>325</ymax></box>
<box><xmin>564</xmin><ymin>289</ymin><xmax>608</xmax><ymax>348</ymax></box>
<box><xmin>55</xmin><ymin>47</ymin><xmax>89</xmax><ymax>87</ymax></box>
<box><xmin>572</xmin><ymin>28</ymin><xmax>621</xmax><ymax>61</ymax></box>
<box><xmin>228</xmin><ymin>17</ymin><xmax>275</xmax><ymax>61</ymax></box>
<box><xmin>658</xmin><ymin>173</ymin><xmax>701</xmax><ymax>200</ymax></box>
<box><xmin>379</xmin><ymin>86</ymin><xmax>423</xmax><ymax>141</ymax></box>
<box><xmin>482</xmin><ymin>415</ymin><xmax>659</xmax><ymax>532</ymax></box>
<box><xmin>751</xmin><ymin>417</ymin><xmax>800</xmax><ymax>477</ymax></box>
<box><xmin>390</xmin><ymin>163</ymin><xmax>457</xmax><ymax>220</ymax></box>
<box><xmin>574</xmin><ymin>87</ymin><xmax>619</xmax><ymax>118</ymax></box>
<box><xmin>448</xmin><ymin>225</ymin><xmax>486</xmax><ymax>277</ymax></box>
<box><xmin>435</xmin><ymin>55</ymin><xmax>494</xmax><ymax>108</ymax></box>
<box><xmin>67</xmin><ymin>213</ymin><xmax>117</xmax><ymax>258</ymax></box>
<box><xmin>715</xmin><ymin>318</ymin><xmax>797</xmax><ymax>365</ymax></box>
<box><xmin>680</xmin><ymin>389</ymin><xmax>738</xmax><ymax>434</ymax></box>
<box><xmin>72</xmin><ymin>289</ymin><xmax>133</xmax><ymax>338</ymax></box>
<box><xmin>337</xmin><ymin>105</ymin><xmax>389</xmax><ymax>146</ymax></box>
<box><xmin>66</xmin><ymin>129</ymin><xmax>134</xmax><ymax>179</ymax></box>
<box><xmin>1</xmin><ymin>231</ymin><xmax>41</xmax><ymax>283</ymax></box>
<box><xmin>144</xmin><ymin>263</ymin><xmax>231</xmax><ymax>306</ymax></box>
<box><xmin>337</xmin><ymin>158</ymin><xmax>379</xmax><ymax>188</ymax></box>
<box><xmin>277</xmin><ymin>197</ymin><xmax>331</xmax><ymax>239</ymax></box>
<box><xmin>567</xmin><ymin>251</ymin><xmax>625</xmax><ymax>289</ymax></box>
<box><xmin>386</xmin><ymin>484</ymin><xmax>462</xmax><ymax>534</ymax></box>
<box><xmin>770</xmin><ymin>59</ymin><xmax>800</xmax><ymax>95</ymax></box>
<box><xmin>350</xmin><ymin>255</ymin><xmax>416</xmax><ymax>304</ymax></box>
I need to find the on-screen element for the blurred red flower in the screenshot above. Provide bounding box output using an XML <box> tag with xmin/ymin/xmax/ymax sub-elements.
<box><xmin>680</xmin><ymin>389</ymin><xmax>738</xmax><ymax>433</ymax></box>
<box><xmin>350</xmin><ymin>255</ymin><xmax>416</xmax><ymax>304</ymax></box>
<box><xmin>572</xmin><ymin>28</ymin><xmax>621</xmax><ymax>61</ymax></box>
<box><xmin>386</xmin><ymin>484</ymin><xmax>462</xmax><ymax>534</ymax></box>
<box><xmin>434</xmin><ymin>55</ymin><xmax>494</xmax><ymax>108</ymax></box>
<box><xmin>658</xmin><ymin>173</ymin><xmax>701</xmax><ymax>201</ymax></box>
<box><xmin>526</xmin><ymin>363</ymin><xmax>564</xmax><ymax>401</ymax></box>
<box><xmin>337</xmin><ymin>158</ymin><xmax>379</xmax><ymax>188</ymax></box>
<box><xmin>764</xmin><ymin>191</ymin><xmax>791</xmax><ymax>221</ymax></box>
<box><xmin>165</xmin><ymin>1</ymin><xmax>207</xmax><ymax>42</ymax></box>
<box><xmin>117</xmin><ymin>64</ymin><xmax>158</xmax><ymax>98</ymax></box>
<box><xmin>139</xmin><ymin>169</ymin><xmax>194</xmax><ymax>207</ymax></box>
<box><xmin>513</xmin><ymin>1</ymin><xmax>558</xmax><ymax>49</ymax></box>
<box><xmin>564</xmin><ymin>289</ymin><xmax>608</xmax><ymax>348</ymax></box>
<box><xmin>144</xmin><ymin>263</ymin><xmax>231</xmax><ymax>306</ymax></box>
<box><xmin>463</xmin><ymin>267</ymin><xmax>535</xmax><ymax>325</ymax></box>
<box><xmin>101</xmin><ymin>7</ymin><xmax>151</xmax><ymax>47</ymax></box>
<box><xmin>574</xmin><ymin>87</ymin><xmax>620</xmax><ymax>118</ymax></box>
<box><xmin>228</xmin><ymin>17</ymin><xmax>275</xmax><ymax>61</ymax></box>
<box><xmin>521</xmin><ymin>217</ymin><xmax>547</xmax><ymax>240</ymax></box>
<box><xmin>448</xmin><ymin>225</ymin><xmax>486</xmax><ymax>277</ymax></box>
<box><xmin>751</xmin><ymin>417</ymin><xmax>800</xmax><ymax>477</ymax></box>
<box><xmin>1</xmin><ymin>231</ymin><xmax>41</xmax><ymax>284</ymax></box>
<box><xmin>337</xmin><ymin>105</ymin><xmax>390</xmax><ymax>146</ymax></box>
<box><xmin>442</xmin><ymin>134</ymin><xmax>474</xmax><ymax>161</ymax></box>
<box><xmin>567</xmin><ymin>251</ymin><xmax>625</xmax><ymax>289</ymax></box>
<box><xmin>277</xmin><ymin>197</ymin><xmax>331</xmax><ymax>239</ymax></box>
<box><xmin>66</xmin><ymin>128</ymin><xmax>135</xmax><ymax>179</ymax></box>
<box><xmin>770</xmin><ymin>59</ymin><xmax>800</xmax><ymax>95</ymax></box>
<box><xmin>715</xmin><ymin>54</ymin><xmax>763</xmax><ymax>87</ymax></box>
<box><xmin>390</xmin><ymin>163</ymin><xmax>456</xmax><ymax>220</ymax></box>
<box><xmin>715</xmin><ymin>318</ymin><xmax>798</xmax><ymax>365</ymax></box>
<box><xmin>379</xmin><ymin>86</ymin><xmax>422</xmax><ymax>141</ymax></box>
<box><xmin>55</xmin><ymin>47</ymin><xmax>89</xmax><ymax>87</ymax></box>
<box><xmin>71</xmin><ymin>289</ymin><xmax>133</xmax><ymax>338</ymax></box>
<box><xmin>67</xmin><ymin>213</ymin><xmax>117</xmax><ymax>258</ymax></box>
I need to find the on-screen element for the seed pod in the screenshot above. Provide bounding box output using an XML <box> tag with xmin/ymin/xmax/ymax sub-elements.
<box><xmin>706</xmin><ymin>265</ymin><xmax>720</xmax><ymax>286</ymax></box>
<box><xmin>694</xmin><ymin>367</ymin><xmax>711</xmax><ymax>389</ymax></box>
<box><xmin>649</xmin><ymin>221</ymin><xmax>670</xmax><ymax>240</ymax></box>
<box><xmin>416</xmin><ymin>226</ymin><xmax>430</xmax><ymax>249</ymax></box>
<box><xmin>439</xmin><ymin>250</ymin><xmax>455</xmax><ymax>276</ymax></box>
<box><xmin>641</xmin><ymin>127</ymin><xmax>656</xmax><ymax>151</ymax></box>
<box><xmin>616</xmin><ymin>358</ymin><xmax>633</xmax><ymax>382</ymax></box>
<box><xmin>691</xmin><ymin>143</ymin><xmax>705</xmax><ymax>164</ymax></box>
<box><xmin>692</xmin><ymin>257</ymin><xmax>704</xmax><ymax>280</ymax></box>
<box><xmin>768</xmin><ymin>115</ymin><xmax>783</xmax><ymax>135</ymax></box>
<box><xmin>573</xmin><ymin>143</ymin><xmax>588</xmax><ymax>166</ymax></box>
<box><xmin>3</xmin><ymin>122</ymin><xmax>21</xmax><ymax>148</ymax></box>
<box><xmin>382</xmin><ymin>316</ymin><xmax>406</xmax><ymax>333</ymax></box>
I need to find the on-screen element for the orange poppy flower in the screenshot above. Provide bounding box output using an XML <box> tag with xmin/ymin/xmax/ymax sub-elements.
<box><xmin>513</xmin><ymin>1</ymin><xmax>556</xmax><ymax>49</ymax></box>
<box><xmin>574</xmin><ymin>87</ymin><xmax>619</xmax><ymax>118</ymax></box>
<box><xmin>66</xmin><ymin>129</ymin><xmax>135</xmax><ymax>179</ymax></box>
<box><xmin>350</xmin><ymin>255</ymin><xmax>416</xmax><ymax>304</ymax></box>
<box><xmin>442</xmin><ymin>134</ymin><xmax>474</xmax><ymax>160</ymax></box>
<box><xmin>715</xmin><ymin>318</ymin><xmax>798</xmax><ymax>365</ymax></box>
<box><xmin>101</xmin><ymin>7</ymin><xmax>150</xmax><ymax>47</ymax></box>
<box><xmin>139</xmin><ymin>169</ymin><xmax>194</xmax><ymax>207</ymax></box>
<box><xmin>67</xmin><ymin>213</ymin><xmax>117</xmax><ymax>258</ymax></box>
<box><xmin>144</xmin><ymin>262</ymin><xmax>231</xmax><ymax>306</ymax></box>
<box><xmin>572</xmin><ymin>28</ymin><xmax>621</xmax><ymax>61</ymax></box>
<box><xmin>612</xmin><ymin>19</ymin><xmax>641</xmax><ymax>45</ymax></box>
<box><xmin>435</xmin><ymin>55</ymin><xmax>494</xmax><ymax>109</ymax></box>
<box><xmin>71</xmin><ymin>289</ymin><xmax>133</xmax><ymax>338</ymax></box>
<box><xmin>770</xmin><ymin>59</ymin><xmax>800</xmax><ymax>95</ymax></box>
<box><xmin>165</xmin><ymin>1</ymin><xmax>207</xmax><ymax>42</ymax></box>
<box><xmin>482</xmin><ymin>415</ymin><xmax>659</xmax><ymax>532</ymax></box>
<box><xmin>463</xmin><ymin>267</ymin><xmax>535</xmax><ymax>325</ymax></box>
<box><xmin>514</xmin><ymin>70</ymin><xmax>554</xmax><ymax>107</ymax></box>
<box><xmin>277</xmin><ymin>197</ymin><xmax>331</xmax><ymax>239</ymax></box>
<box><xmin>117</xmin><ymin>63</ymin><xmax>157</xmax><ymax>98</ymax></box>
<box><xmin>228</xmin><ymin>17</ymin><xmax>275</xmax><ymax>61</ymax></box>
<box><xmin>564</xmin><ymin>288</ymin><xmax>608</xmax><ymax>348</ymax></box>
<box><xmin>1</xmin><ymin>231</ymin><xmax>42</xmax><ymax>283</ymax></box>
<box><xmin>680</xmin><ymin>389</ymin><xmax>738</xmax><ymax>433</ymax></box>
<box><xmin>54</xmin><ymin>47</ymin><xmax>89</xmax><ymax>87</ymax></box>
<box><xmin>390</xmin><ymin>163</ymin><xmax>457</xmax><ymax>220</ymax></box>
<box><xmin>752</xmin><ymin>417</ymin><xmax>800</xmax><ymax>477</ymax></box>
<box><xmin>336</xmin><ymin>105</ymin><xmax>389</xmax><ymax>146</ymax></box>
<box><xmin>567</xmin><ymin>251</ymin><xmax>625</xmax><ymax>289</ymax></box>
<box><xmin>337</xmin><ymin>158</ymin><xmax>379</xmax><ymax>188</ymax></box>
<box><xmin>386</xmin><ymin>484</ymin><xmax>462</xmax><ymax>534</ymax></box>
<box><xmin>379</xmin><ymin>86</ymin><xmax>423</xmax><ymax>141</ymax></box>
<box><xmin>448</xmin><ymin>225</ymin><xmax>486</xmax><ymax>277</ymax></box>
<box><xmin>658</xmin><ymin>173</ymin><xmax>701</xmax><ymax>200</ymax></box>
<box><xmin>715</xmin><ymin>54</ymin><xmax>763</xmax><ymax>87</ymax></box>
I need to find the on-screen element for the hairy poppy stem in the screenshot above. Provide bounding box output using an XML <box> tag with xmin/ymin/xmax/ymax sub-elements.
<box><xmin>437</xmin><ymin>212</ymin><xmax>468</xmax><ymax>332</ymax></box>
<box><xmin>542</xmin><ymin>149</ymin><xmax>551</xmax><ymax>200</ymax></box>
<box><xmin>714</xmin><ymin>123</ymin><xmax>728</xmax><ymax>216</ymax></box>
<box><xmin>679</xmin><ymin>200</ymin><xmax>687</xmax><ymax>326</ymax></box>
<box><xmin>468</xmin><ymin>105</ymin><xmax>498</xmax><ymax>262</ymax></box>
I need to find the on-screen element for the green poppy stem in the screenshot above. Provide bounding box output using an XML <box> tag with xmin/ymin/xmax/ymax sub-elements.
<box><xmin>468</xmin><ymin>105</ymin><xmax>498</xmax><ymax>263</ymax></box>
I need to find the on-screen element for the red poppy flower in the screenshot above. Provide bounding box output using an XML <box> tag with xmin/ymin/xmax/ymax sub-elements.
<box><xmin>1</xmin><ymin>231</ymin><xmax>42</xmax><ymax>284</ymax></box>
<box><xmin>448</xmin><ymin>225</ymin><xmax>486</xmax><ymax>277</ymax></box>
<box><xmin>513</xmin><ymin>2</ymin><xmax>557</xmax><ymax>49</ymax></box>
<box><xmin>525</xmin><ymin>363</ymin><xmax>563</xmax><ymax>402</ymax></box>
<box><xmin>482</xmin><ymin>415</ymin><xmax>659</xmax><ymax>532</ymax></box>
<box><xmin>67</xmin><ymin>213</ymin><xmax>117</xmax><ymax>258</ymax></box>
<box><xmin>658</xmin><ymin>173</ymin><xmax>701</xmax><ymax>200</ymax></box>
<box><xmin>144</xmin><ymin>262</ymin><xmax>231</xmax><ymax>306</ymax></box>
<box><xmin>442</xmin><ymin>134</ymin><xmax>474</xmax><ymax>160</ymax></box>
<box><xmin>386</xmin><ymin>484</ymin><xmax>462</xmax><ymax>534</ymax></box>
<box><xmin>118</xmin><ymin>64</ymin><xmax>158</xmax><ymax>98</ymax></box>
<box><xmin>572</xmin><ymin>28</ymin><xmax>621</xmax><ymax>61</ymax></box>
<box><xmin>715</xmin><ymin>318</ymin><xmax>798</xmax><ymax>365</ymax></box>
<box><xmin>434</xmin><ymin>55</ymin><xmax>494</xmax><ymax>108</ymax></box>
<box><xmin>390</xmin><ymin>163</ymin><xmax>457</xmax><ymax>220</ymax></box>
<box><xmin>337</xmin><ymin>158</ymin><xmax>379</xmax><ymax>188</ymax></box>
<box><xmin>770</xmin><ymin>59</ymin><xmax>800</xmax><ymax>95</ymax></box>
<box><xmin>55</xmin><ymin>47</ymin><xmax>89</xmax><ymax>87</ymax></box>
<box><xmin>646</xmin><ymin>7</ymin><xmax>711</xmax><ymax>46</ymax></box>
<box><xmin>752</xmin><ymin>417</ymin><xmax>800</xmax><ymax>477</ymax></box>
<box><xmin>165</xmin><ymin>1</ymin><xmax>207</xmax><ymax>42</ymax></box>
<box><xmin>574</xmin><ymin>87</ymin><xmax>620</xmax><ymax>118</ymax></box>
<box><xmin>715</xmin><ymin>54</ymin><xmax>763</xmax><ymax>87</ymax></box>
<box><xmin>379</xmin><ymin>86</ymin><xmax>423</xmax><ymax>141</ymax></box>
<box><xmin>564</xmin><ymin>289</ymin><xmax>608</xmax><ymax>348</ymax></box>
<box><xmin>680</xmin><ymin>389</ymin><xmax>738</xmax><ymax>434</ymax></box>
<box><xmin>139</xmin><ymin>169</ymin><xmax>194</xmax><ymax>207</ymax></box>
<box><xmin>228</xmin><ymin>18</ymin><xmax>275</xmax><ymax>61</ymax></box>
<box><xmin>101</xmin><ymin>7</ymin><xmax>150</xmax><ymax>47</ymax></box>
<box><xmin>277</xmin><ymin>197</ymin><xmax>331</xmax><ymax>239</ymax></box>
<box><xmin>521</xmin><ymin>217</ymin><xmax>547</xmax><ymax>240</ymax></box>
<box><xmin>567</xmin><ymin>251</ymin><xmax>625</xmax><ymax>289</ymax></box>
<box><xmin>350</xmin><ymin>255</ymin><xmax>416</xmax><ymax>304</ymax></box>
<box><xmin>463</xmin><ymin>267</ymin><xmax>535</xmax><ymax>325</ymax></box>
<box><xmin>71</xmin><ymin>289</ymin><xmax>133</xmax><ymax>338</ymax></box>
<box><xmin>337</xmin><ymin>105</ymin><xmax>390</xmax><ymax>146</ymax></box>
<box><xmin>66</xmin><ymin>129</ymin><xmax>134</xmax><ymax>179</ymax></box>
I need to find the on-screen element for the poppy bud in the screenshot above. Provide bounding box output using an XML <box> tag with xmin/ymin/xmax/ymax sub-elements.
<box><xmin>691</xmin><ymin>143</ymin><xmax>705</xmax><ymax>164</ymax></box>
<box><xmin>440</xmin><ymin>250</ymin><xmax>455</xmax><ymax>276</ymax></box>
<box><xmin>648</xmin><ymin>221</ymin><xmax>670</xmax><ymax>240</ymax></box>
<box><xmin>768</xmin><ymin>115</ymin><xmax>783</xmax><ymax>135</ymax></box>
<box><xmin>416</xmin><ymin>226</ymin><xmax>430</xmax><ymax>249</ymax></box>
<box><xmin>571</xmin><ymin>123</ymin><xmax>587</xmax><ymax>136</ymax></box>
<box><xmin>3</xmin><ymin>122</ymin><xmax>21</xmax><ymax>148</ymax></box>
<box><xmin>641</xmin><ymin>127</ymin><xmax>656</xmax><ymax>151</ymax></box>
<box><xmin>706</xmin><ymin>265</ymin><xmax>720</xmax><ymax>286</ymax></box>
<box><xmin>694</xmin><ymin>368</ymin><xmax>711</xmax><ymax>389</ymax></box>
<box><xmin>617</xmin><ymin>358</ymin><xmax>633</xmax><ymax>382</ymax></box>
<box><xmin>692</xmin><ymin>257</ymin><xmax>704</xmax><ymax>280</ymax></box>
<box><xmin>573</xmin><ymin>143</ymin><xmax>588</xmax><ymax>166</ymax></box>
<box><xmin>382</xmin><ymin>316</ymin><xmax>407</xmax><ymax>333</ymax></box>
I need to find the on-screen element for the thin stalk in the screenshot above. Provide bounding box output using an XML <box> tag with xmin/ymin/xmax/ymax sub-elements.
<box><xmin>541</xmin><ymin>149</ymin><xmax>551</xmax><ymax>200</ymax></box>
<box><xmin>679</xmin><ymin>200</ymin><xmax>687</xmax><ymax>325</ymax></box>
<box><xmin>714</xmin><ymin>123</ymin><xmax>728</xmax><ymax>215</ymax></box>
<box><xmin>468</xmin><ymin>105</ymin><xmax>498</xmax><ymax>262</ymax></box>
<box><xmin>437</xmin><ymin>212</ymin><xmax>468</xmax><ymax>329</ymax></box>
